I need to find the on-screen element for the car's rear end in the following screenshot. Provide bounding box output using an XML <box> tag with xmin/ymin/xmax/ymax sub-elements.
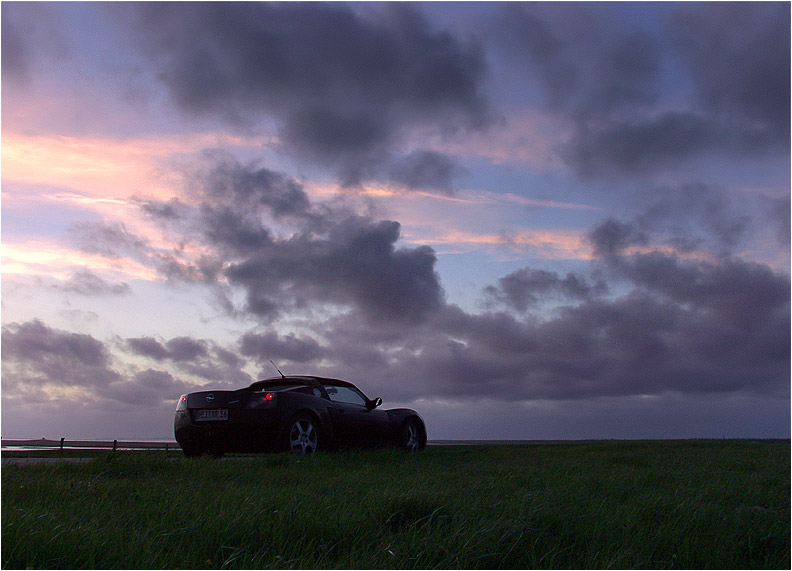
<box><xmin>174</xmin><ymin>389</ymin><xmax>283</xmax><ymax>456</ymax></box>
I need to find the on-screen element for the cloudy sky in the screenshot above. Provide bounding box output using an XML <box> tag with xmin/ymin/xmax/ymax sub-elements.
<box><xmin>2</xmin><ymin>2</ymin><xmax>789</xmax><ymax>441</ymax></box>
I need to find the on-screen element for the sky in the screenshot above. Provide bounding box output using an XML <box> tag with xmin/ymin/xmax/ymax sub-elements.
<box><xmin>1</xmin><ymin>1</ymin><xmax>789</xmax><ymax>441</ymax></box>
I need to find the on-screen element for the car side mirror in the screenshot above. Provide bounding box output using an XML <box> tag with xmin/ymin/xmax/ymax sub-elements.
<box><xmin>367</xmin><ymin>397</ymin><xmax>382</xmax><ymax>410</ymax></box>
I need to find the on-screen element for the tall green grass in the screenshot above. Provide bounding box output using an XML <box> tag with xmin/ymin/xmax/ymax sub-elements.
<box><xmin>2</xmin><ymin>440</ymin><xmax>789</xmax><ymax>569</ymax></box>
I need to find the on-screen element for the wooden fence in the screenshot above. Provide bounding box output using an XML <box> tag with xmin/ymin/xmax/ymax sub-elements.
<box><xmin>1</xmin><ymin>438</ymin><xmax>181</xmax><ymax>452</ymax></box>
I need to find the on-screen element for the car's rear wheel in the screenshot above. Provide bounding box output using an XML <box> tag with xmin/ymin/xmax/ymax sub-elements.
<box><xmin>180</xmin><ymin>442</ymin><xmax>204</xmax><ymax>458</ymax></box>
<box><xmin>207</xmin><ymin>444</ymin><xmax>225</xmax><ymax>459</ymax></box>
<box><xmin>284</xmin><ymin>413</ymin><xmax>320</xmax><ymax>455</ymax></box>
<box><xmin>401</xmin><ymin>418</ymin><xmax>423</xmax><ymax>452</ymax></box>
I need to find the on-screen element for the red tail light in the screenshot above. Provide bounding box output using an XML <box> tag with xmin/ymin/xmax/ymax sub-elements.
<box><xmin>246</xmin><ymin>392</ymin><xmax>277</xmax><ymax>409</ymax></box>
<box><xmin>176</xmin><ymin>394</ymin><xmax>188</xmax><ymax>411</ymax></box>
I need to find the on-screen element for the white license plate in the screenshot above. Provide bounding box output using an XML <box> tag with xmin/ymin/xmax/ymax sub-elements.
<box><xmin>195</xmin><ymin>409</ymin><xmax>228</xmax><ymax>421</ymax></box>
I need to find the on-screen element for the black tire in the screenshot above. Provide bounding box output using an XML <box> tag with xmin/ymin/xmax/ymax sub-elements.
<box><xmin>180</xmin><ymin>442</ymin><xmax>204</xmax><ymax>458</ymax></box>
<box><xmin>207</xmin><ymin>445</ymin><xmax>225</xmax><ymax>459</ymax></box>
<box><xmin>283</xmin><ymin>413</ymin><xmax>320</xmax><ymax>455</ymax></box>
<box><xmin>401</xmin><ymin>418</ymin><xmax>425</xmax><ymax>452</ymax></box>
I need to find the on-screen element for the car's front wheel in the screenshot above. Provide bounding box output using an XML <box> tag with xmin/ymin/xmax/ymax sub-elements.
<box><xmin>401</xmin><ymin>418</ymin><xmax>424</xmax><ymax>452</ymax></box>
<box><xmin>283</xmin><ymin>413</ymin><xmax>320</xmax><ymax>455</ymax></box>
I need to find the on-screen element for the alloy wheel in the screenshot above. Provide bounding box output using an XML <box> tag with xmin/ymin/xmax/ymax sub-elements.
<box><xmin>404</xmin><ymin>420</ymin><xmax>420</xmax><ymax>452</ymax></box>
<box><xmin>289</xmin><ymin>417</ymin><xmax>318</xmax><ymax>455</ymax></box>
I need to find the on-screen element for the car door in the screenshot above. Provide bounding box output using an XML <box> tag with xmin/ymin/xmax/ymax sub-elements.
<box><xmin>325</xmin><ymin>384</ymin><xmax>388</xmax><ymax>446</ymax></box>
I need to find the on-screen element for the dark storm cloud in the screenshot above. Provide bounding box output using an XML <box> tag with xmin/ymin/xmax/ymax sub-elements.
<box><xmin>635</xmin><ymin>182</ymin><xmax>751</xmax><ymax>255</ymax></box>
<box><xmin>190</xmin><ymin>152</ymin><xmax>316</xmax><ymax>254</ymax></box>
<box><xmin>198</xmin><ymin>152</ymin><xmax>312</xmax><ymax>219</ymax></box>
<box><xmin>392</xmin><ymin>257</ymin><xmax>789</xmax><ymax>402</ymax></box>
<box><xmin>240</xmin><ymin>331</ymin><xmax>323</xmax><ymax>364</ymax></box>
<box><xmin>588</xmin><ymin>218</ymin><xmax>648</xmax><ymax>257</ymax></box>
<box><xmin>214</xmin><ymin>346</ymin><xmax>246</xmax><ymax>370</ymax></box>
<box><xmin>127</xmin><ymin>335</ymin><xmax>222</xmax><ymax>365</ymax></box>
<box><xmin>280</xmin><ymin>106</ymin><xmax>391</xmax><ymax>186</ymax></box>
<box><xmin>1</xmin><ymin>320</ymin><xmax>121</xmax><ymax>393</ymax></box>
<box><xmin>3</xmin><ymin>320</ymin><xmax>109</xmax><ymax>369</ymax></box>
<box><xmin>5</xmin><ymin>239</ymin><xmax>789</xmax><ymax>410</ymax></box>
<box><xmin>484</xmin><ymin>268</ymin><xmax>604</xmax><ymax>312</ymax></box>
<box><xmin>587</xmin><ymin>182</ymin><xmax>756</xmax><ymax>261</ymax></box>
<box><xmin>165</xmin><ymin>337</ymin><xmax>208</xmax><ymax>362</ymax></box>
<box><xmin>494</xmin><ymin>3</ymin><xmax>789</xmax><ymax>179</ymax></box>
<box><xmin>12</xmin><ymin>242</ymin><xmax>789</xmax><ymax>407</ymax></box>
<box><xmin>143</xmin><ymin>156</ymin><xmax>446</xmax><ymax>325</ymax></box>
<box><xmin>201</xmin><ymin>205</ymin><xmax>273</xmax><ymax>256</ymax></box>
<box><xmin>140</xmin><ymin>198</ymin><xmax>185</xmax><ymax>220</ymax></box>
<box><xmin>224</xmin><ymin>218</ymin><xmax>443</xmax><ymax>324</ymax></box>
<box><xmin>390</xmin><ymin>150</ymin><xmax>461</xmax><ymax>195</ymax></box>
<box><xmin>101</xmin><ymin>369</ymin><xmax>194</xmax><ymax>407</ymax></box>
<box><xmin>672</xmin><ymin>2</ymin><xmax>790</xmax><ymax>132</ymax></box>
<box><xmin>1</xmin><ymin>323</ymin><xmax>257</xmax><ymax>408</ymax></box>
<box><xmin>124</xmin><ymin>335</ymin><xmax>252</xmax><ymax>387</ymax></box>
<box><xmin>127</xmin><ymin>337</ymin><xmax>170</xmax><ymax>361</ymax></box>
<box><xmin>123</xmin><ymin>2</ymin><xmax>490</xmax><ymax>184</ymax></box>
<box><xmin>564</xmin><ymin>111</ymin><xmax>784</xmax><ymax>180</ymax></box>
<box><xmin>1</xmin><ymin>321</ymin><xmax>224</xmax><ymax>407</ymax></box>
<box><xmin>607</xmin><ymin>252</ymin><xmax>789</xmax><ymax>329</ymax></box>
<box><xmin>152</xmin><ymin>253</ymin><xmax>224</xmax><ymax>284</ymax></box>
<box><xmin>298</xmin><ymin>213</ymin><xmax>788</xmax><ymax>405</ymax></box>
<box><xmin>588</xmin><ymin>213</ymin><xmax>788</xmax><ymax>329</ymax></box>
<box><xmin>144</xmin><ymin>152</ymin><xmax>787</xmax><ymax>404</ymax></box>
<box><xmin>173</xmin><ymin>153</ymin><xmax>331</xmax><ymax>258</ymax></box>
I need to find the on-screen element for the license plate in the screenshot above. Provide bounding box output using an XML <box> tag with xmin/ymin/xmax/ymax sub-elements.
<box><xmin>195</xmin><ymin>409</ymin><xmax>228</xmax><ymax>421</ymax></box>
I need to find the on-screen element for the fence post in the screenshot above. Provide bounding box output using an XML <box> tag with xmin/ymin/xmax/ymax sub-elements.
<box><xmin>60</xmin><ymin>437</ymin><xmax>65</xmax><ymax>454</ymax></box>
<box><xmin>113</xmin><ymin>439</ymin><xmax>118</xmax><ymax>451</ymax></box>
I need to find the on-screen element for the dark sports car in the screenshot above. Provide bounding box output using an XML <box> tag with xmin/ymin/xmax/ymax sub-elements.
<box><xmin>174</xmin><ymin>375</ymin><xmax>427</xmax><ymax>457</ymax></box>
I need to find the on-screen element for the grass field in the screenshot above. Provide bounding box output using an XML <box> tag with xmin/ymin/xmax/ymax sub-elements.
<box><xmin>2</xmin><ymin>440</ymin><xmax>789</xmax><ymax>569</ymax></box>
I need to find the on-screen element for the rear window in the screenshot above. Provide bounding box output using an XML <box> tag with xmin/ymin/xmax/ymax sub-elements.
<box><xmin>282</xmin><ymin>385</ymin><xmax>315</xmax><ymax>395</ymax></box>
<box><xmin>250</xmin><ymin>381</ymin><xmax>306</xmax><ymax>392</ymax></box>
